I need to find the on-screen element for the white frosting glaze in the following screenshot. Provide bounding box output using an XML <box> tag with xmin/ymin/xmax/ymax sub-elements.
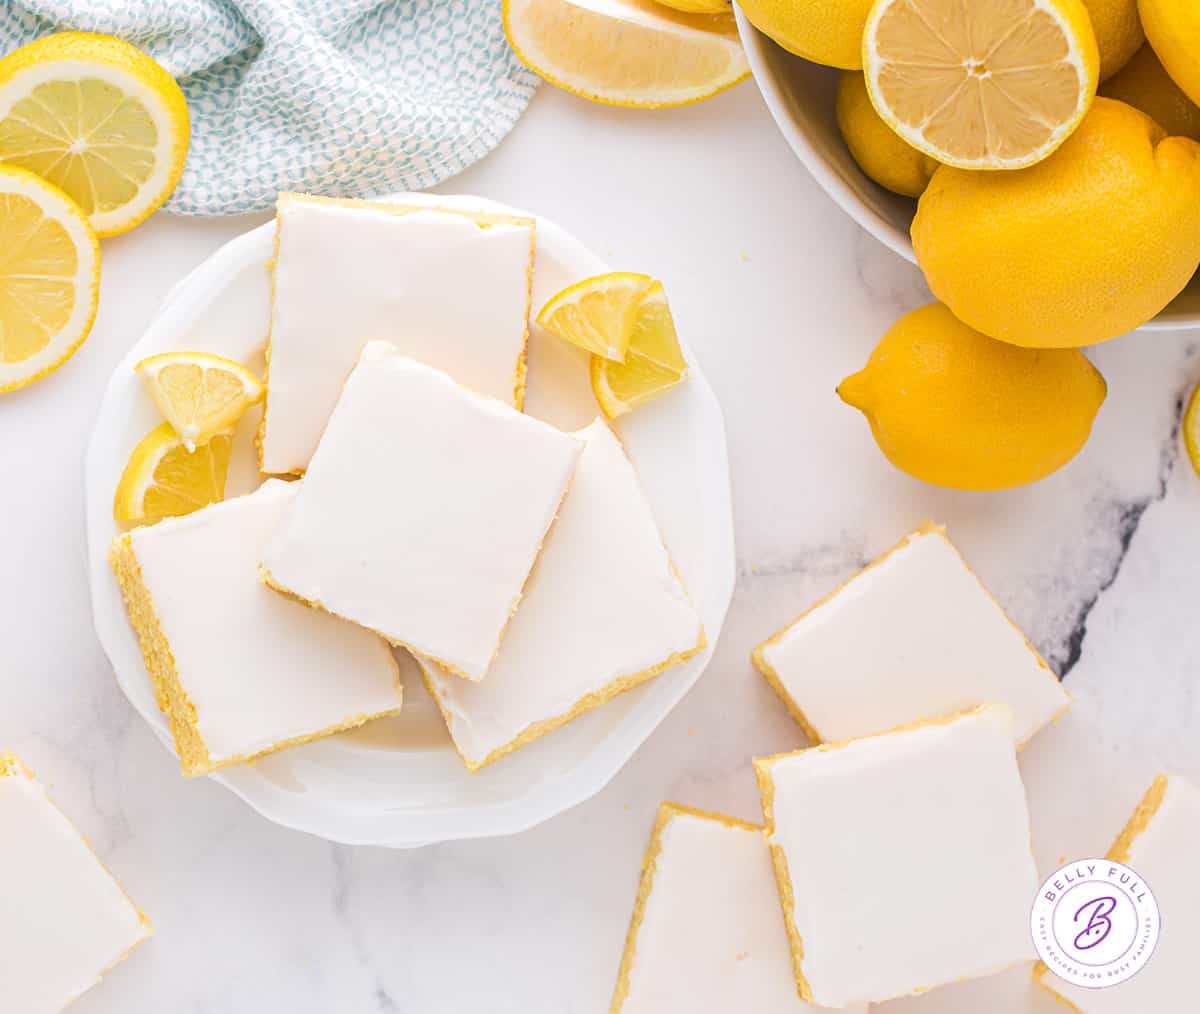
<box><xmin>759</xmin><ymin>528</ymin><xmax>1068</xmax><ymax>745</ymax></box>
<box><xmin>0</xmin><ymin>763</ymin><xmax>149</xmax><ymax>1013</ymax></box>
<box><xmin>130</xmin><ymin>480</ymin><xmax>401</xmax><ymax>761</ymax></box>
<box><xmin>1047</xmin><ymin>775</ymin><xmax>1200</xmax><ymax>1012</ymax></box>
<box><xmin>763</xmin><ymin>704</ymin><xmax>1038</xmax><ymax>1007</ymax></box>
<box><xmin>262</xmin><ymin>345</ymin><xmax>582</xmax><ymax>681</ymax></box>
<box><xmin>621</xmin><ymin>807</ymin><xmax>865</xmax><ymax>1014</ymax></box>
<box><xmin>260</xmin><ymin>195</ymin><xmax>534</xmax><ymax>474</ymax></box>
<box><xmin>423</xmin><ymin>421</ymin><xmax>701</xmax><ymax>765</ymax></box>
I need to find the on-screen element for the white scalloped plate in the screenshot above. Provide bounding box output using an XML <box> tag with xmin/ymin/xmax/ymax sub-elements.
<box><xmin>86</xmin><ymin>194</ymin><xmax>735</xmax><ymax>847</ymax></box>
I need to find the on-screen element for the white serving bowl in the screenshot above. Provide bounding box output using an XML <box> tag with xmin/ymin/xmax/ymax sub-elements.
<box><xmin>734</xmin><ymin>5</ymin><xmax>1200</xmax><ymax>332</ymax></box>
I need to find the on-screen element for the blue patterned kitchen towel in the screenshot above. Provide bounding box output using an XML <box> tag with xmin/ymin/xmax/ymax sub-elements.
<box><xmin>0</xmin><ymin>0</ymin><xmax>539</xmax><ymax>215</ymax></box>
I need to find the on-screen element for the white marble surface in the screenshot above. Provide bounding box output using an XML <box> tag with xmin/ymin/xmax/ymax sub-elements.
<box><xmin>1</xmin><ymin>78</ymin><xmax>1198</xmax><ymax>1011</ymax></box>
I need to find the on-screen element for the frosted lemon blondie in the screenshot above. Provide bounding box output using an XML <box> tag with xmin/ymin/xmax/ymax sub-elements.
<box><xmin>753</xmin><ymin>524</ymin><xmax>1068</xmax><ymax>745</ymax></box>
<box><xmin>0</xmin><ymin>753</ymin><xmax>150</xmax><ymax>1012</ymax></box>
<box><xmin>111</xmin><ymin>480</ymin><xmax>402</xmax><ymax>777</ymax></box>
<box><xmin>1035</xmin><ymin>774</ymin><xmax>1200</xmax><ymax>1012</ymax></box>
<box><xmin>755</xmin><ymin>704</ymin><xmax>1038</xmax><ymax>1007</ymax></box>
<box><xmin>420</xmin><ymin>420</ymin><xmax>703</xmax><ymax>769</ymax></box>
<box><xmin>262</xmin><ymin>344</ymin><xmax>582</xmax><ymax>682</ymax></box>
<box><xmin>259</xmin><ymin>192</ymin><xmax>536</xmax><ymax>475</ymax></box>
<box><xmin>612</xmin><ymin>803</ymin><xmax>866</xmax><ymax>1014</ymax></box>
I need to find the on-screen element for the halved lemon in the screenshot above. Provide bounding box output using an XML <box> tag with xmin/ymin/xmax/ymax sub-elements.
<box><xmin>504</xmin><ymin>0</ymin><xmax>750</xmax><ymax>108</ymax></box>
<box><xmin>0</xmin><ymin>164</ymin><xmax>100</xmax><ymax>393</ymax></box>
<box><xmin>590</xmin><ymin>280</ymin><xmax>688</xmax><ymax>418</ymax></box>
<box><xmin>862</xmin><ymin>0</ymin><xmax>1099</xmax><ymax>169</ymax></box>
<box><xmin>113</xmin><ymin>422</ymin><xmax>232</xmax><ymax>525</ymax></box>
<box><xmin>0</xmin><ymin>32</ymin><xmax>190</xmax><ymax>237</ymax></box>
<box><xmin>135</xmin><ymin>351</ymin><xmax>263</xmax><ymax>451</ymax></box>
<box><xmin>536</xmin><ymin>272</ymin><xmax>653</xmax><ymax>361</ymax></box>
<box><xmin>1185</xmin><ymin>383</ymin><xmax>1200</xmax><ymax>478</ymax></box>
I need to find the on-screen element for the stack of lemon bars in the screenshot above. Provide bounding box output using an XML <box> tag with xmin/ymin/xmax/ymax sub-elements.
<box><xmin>613</xmin><ymin>525</ymin><xmax>1199</xmax><ymax>1013</ymax></box>
<box><xmin>111</xmin><ymin>193</ymin><xmax>706</xmax><ymax>780</ymax></box>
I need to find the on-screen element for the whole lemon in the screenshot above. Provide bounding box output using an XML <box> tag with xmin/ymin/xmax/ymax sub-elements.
<box><xmin>912</xmin><ymin>98</ymin><xmax>1200</xmax><ymax>348</ymax></box>
<box><xmin>1102</xmin><ymin>42</ymin><xmax>1200</xmax><ymax>139</ymax></box>
<box><xmin>1084</xmin><ymin>0</ymin><xmax>1145</xmax><ymax>80</ymax></box>
<box><xmin>836</xmin><ymin>71</ymin><xmax>938</xmax><ymax>197</ymax></box>
<box><xmin>838</xmin><ymin>302</ymin><xmax>1107</xmax><ymax>490</ymax></box>
<box><xmin>1139</xmin><ymin>0</ymin><xmax>1200</xmax><ymax>106</ymax></box>
<box><xmin>738</xmin><ymin>0</ymin><xmax>872</xmax><ymax>69</ymax></box>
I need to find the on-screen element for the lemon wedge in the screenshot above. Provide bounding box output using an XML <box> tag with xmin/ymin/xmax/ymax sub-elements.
<box><xmin>0</xmin><ymin>164</ymin><xmax>100</xmax><ymax>393</ymax></box>
<box><xmin>1185</xmin><ymin>383</ymin><xmax>1200</xmax><ymax>478</ymax></box>
<box><xmin>113</xmin><ymin>423</ymin><xmax>232</xmax><ymax>525</ymax></box>
<box><xmin>536</xmin><ymin>272</ymin><xmax>653</xmax><ymax>361</ymax></box>
<box><xmin>135</xmin><ymin>351</ymin><xmax>263</xmax><ymax>451</ymax></box>
<box><xmin>591</xmin><ymin>280</ymin><xmax>688</xmax><ymax>418</ymax></box>
<box><xmin>0</xmin><ymin>32</ymin><xmax>190</xmax><ymax>237</ymax></box>
<box><xmin>504</xmin><ymin>0</ymin><xmax>749</xmax><ymax>108</ymax></box>
<box><xmin>863</xmin><ymin>0</ymin><xmax>1099</xmax><ymax>169</ymax></box>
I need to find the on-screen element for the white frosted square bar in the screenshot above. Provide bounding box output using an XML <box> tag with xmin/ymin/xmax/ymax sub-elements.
<box><xmin>753</xmin><ymin>524</ymin><xmax>1068</xmax><ymax>746</ymax></box>
<box><xmin>111</xmin><ymin>480</ymin><xmax>402</xmax><ymax>776</ymax></box>
<box><xmin>259</xmin><ymin>193</ymin><xmax>535</xmax><ymax>474</ymax></box>
<box><xmin>755</xmin><ymin>704</ymin><xmax>1038</xmax><ymax>1007</ymax></box>
<box><xmin>262</xmin><ymin>344</ymin><xmax>582</xmax><ymax>681</ymax></box>
<box><xmin>0</xmin><ymin>753</ymin><xmax>151</xmax><ymax>1012</ymax></box>
<box><xmin>612</xmin><ymin>802</ymin><xmax>866</xmax><ymax>1014</ymax></box>
<box><xmin>421</xmin><ymin>421</ymin><xmax>703</xmax><ymax>768</ymax></box>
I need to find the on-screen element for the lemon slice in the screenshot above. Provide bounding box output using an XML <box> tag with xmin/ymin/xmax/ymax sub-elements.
<box><xmin>536</xmin><ymin>272</ymin><xmax>653</xmax><ymax>361</ymax></box>
<box><xmin>1185</xmin><ymin>384</ymin><xmax>1200</xmax><ymax>478</ymax></box>
<box><xmin>114</xmin><ymin>422</ymin><xmax>233</xmax><ymax>524</ymax></box>
<box><xmin>0</xmin><ymin>164</ymin><xmax>100</xmax><ymax>393</ymax></box>
<box><xmin>863</xmin><ymin>0</ymin><xmax>1099</xmax><ymax>169</ymax></box>
<box><xmin>135</xmin><ymin>351</ymin><xmax>263</xmax><ymax>451</ymax></box>
<box><xmin>504</xmin><ymin>0</ymin><xmax>750</xmax><ymax>108</ymax></box>
<box><xmin>0</xmin><ymin>32</ymin><xmax>190</xmax><ymax>237</ymax></box>
<box><xmin>590</xmin><ymin>281</ymin><xmax>688</xmax><ymax>418</ymax></box>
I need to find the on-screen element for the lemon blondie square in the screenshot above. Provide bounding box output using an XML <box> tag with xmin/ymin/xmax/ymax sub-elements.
<box><xmin>259</xmin><ymin>193</ymin><xmax>535</xmax><ymax>474</ymax></box>
<box><xmin>111</xmin><ymin>480</ymin><xmax>402</xmax><ymax>777</ymax></box>
<box><xmin>261</xmin><ymin>344</ymin><xmax>582</xmax><ymax>682</ymax></box>
<box><xmin>755</xmin><ymin>704</ymin><xmax>1038</xmax><ymax>1007</ymax></box>
<box><xmin>612</xmin><ymin>802</ymin><xmax>866</xmax><ymax>1014</ymax></box>
<box><xmin>0</xmin><ymin>753</ymin><xmax>150</xmax><ymax>1012</ymax></box>
<box><xmin>753</xmin><ymin>524</ymin><xmax>1069</xmax><ymax>746</ymax></box>
<box><xmin>1035</xmin><ymin>774</ymin><xmax>1200</xmax><ymax>1012</ymax></box>
<box><xmin>419</xmin><ymin>420</ymin><xmax>703</xmax><ymax>769</ymax></box>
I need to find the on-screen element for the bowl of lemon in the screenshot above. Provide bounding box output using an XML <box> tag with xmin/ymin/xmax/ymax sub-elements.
<box><xmin>734</xmin><ymin>0</ymin><xmax>1200</xmax><ymax>332</ymax></box>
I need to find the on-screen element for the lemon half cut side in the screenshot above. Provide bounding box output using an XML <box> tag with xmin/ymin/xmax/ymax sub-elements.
<box><xmin>863</xmin><ymin>0</ymin><xmax>1100</xmax><ymax>169</ymax></box>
